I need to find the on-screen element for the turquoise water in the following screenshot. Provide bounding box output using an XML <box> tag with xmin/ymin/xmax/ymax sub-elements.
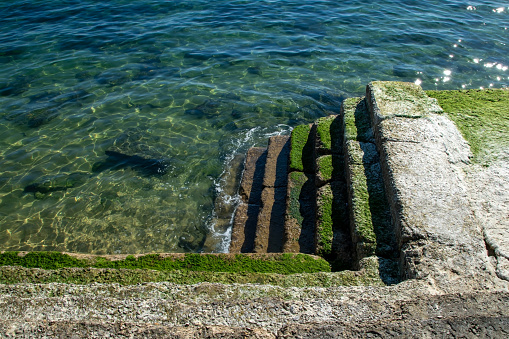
<box><xmin>0</xmin><ymin>0</ymin><xmax>507</xmax><ymax>254</ymax></box>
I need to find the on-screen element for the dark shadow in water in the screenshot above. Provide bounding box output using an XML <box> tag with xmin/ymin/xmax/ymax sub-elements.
<box><xmin>92</xmin><ymin>151</ymin><xmax>170</xmax><ymax>177</ymax></box>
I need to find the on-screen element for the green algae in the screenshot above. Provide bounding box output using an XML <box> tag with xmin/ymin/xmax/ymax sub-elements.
<box><xmin>369</xmin><ymin>81</ymin><xmax>442</xmax><ymax>119</ymax></box>
<box><xmin>0</xmin><ymin>251</ymin><xmax>330</xmax><ymax>275</ymax></box>
<box><xmin>316</xmin><ymin>155</ymin><xmax>333</xmax><ymax>184</ymax></box>
<box><xmin>315</xmin><ymin>185</ymin><xmax>334</xmax><ymax>257</ymax></box>
<box><xmin>287</xmin><ymin>172</ymin><xmax>308</xmax><ymax>225</ymax></box>
<box><xmin>0</xmin><ymin>263</ymin><xmax>383</xmax><ymax>287</ymax></box>
<box><xmin>342</xmin><ymin>97</ymin><xmax>373</xmax><ymax>143</ymax></box>
<box><xmin>343</xmin><ymin>96</ymin><xmax>396</xmax><ymax>261</ymax></box>
<box><xmin>289</xmin><ymin>124</ymin><xmax>314</xmax><ymax>172</ymax></box>
<box><xmin>315</xmin><ymin>115</ymin><xmax>334</xmax><ymax>151</ymax></box>
<box><xmin>426</xmin><ymin>88</ymin><xmax>509</xmax><ymax>164</ymax></box>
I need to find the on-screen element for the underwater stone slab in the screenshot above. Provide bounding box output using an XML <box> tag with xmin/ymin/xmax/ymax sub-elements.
<box><xmin>262</xmin><ymin>135</ymin><xmax>290</xmax><ymax>188</ymax></box>
<box><xmin>253</xmin><ymin>187</ymin><xmax>287</xmax><ymax>253</ymax></box>
<box><xmin>238</xmin><ymin>147</ymin><xmax>266</xmax><ymax>203</ymax></box>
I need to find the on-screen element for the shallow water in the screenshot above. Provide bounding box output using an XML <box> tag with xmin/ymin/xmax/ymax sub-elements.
<box><xmin>0</xmin><ymin>0</ymin><xmax>507</xmax><ymax>254</ymax></box>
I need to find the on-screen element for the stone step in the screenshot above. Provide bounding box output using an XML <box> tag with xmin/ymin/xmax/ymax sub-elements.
<box><xmin>342</xmin><ymin>96</ymin><xmax>396</xmax><ymax>267</ymax></box>
<box><xmin>283</xmin><ymin>125</ymin><xmax>315</xmax><ymax>253</ymax></box>
<box><xmin>230</xmin><ymin>147</ymin><xmax>267</xmax><ymax>253</ymax></box>
<box><xmin>365</xmin><ymin>81</ymin><xmax>486</xmax><ymax>283</ymax></box>
<box><xmin>253</xmin><ymin>135</ymin><xmax>290</xmax><ymax>253</ymax></box>
<box><xmin>311</xmin><ymin>115</ymin><xmax>353</xmax><ymax>269</ymax></box>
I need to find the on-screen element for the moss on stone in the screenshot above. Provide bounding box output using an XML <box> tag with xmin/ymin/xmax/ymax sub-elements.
<box><xmin>315</xmin><ymin>115</ymin><xmax>342</xmax><ymax>154</ymax></box>
<box><xmin>0</xmin><ymin>251</ymin><xmax>330</xmax><ymax>275</ymax></box>
<box><xmin>345</xmin><ymin>139</ymin><xmax>395</xmax><ymax>260</ymax></box>
<box><xmin>316</xmin><ymin>155</ymin><xmax>333</xmax><ymax>184</ymax></box>
<box><xmin>287</xmin><ymin>172</ymin><xmax>307</xmax><ymax>225</ymax></box>
<box><xmin>0</xmin><ymin>264</ymin><xmax>384</xmax><ymax>287</ymax></box>
<box><xmin>369</xmin><ymin>81</ymin><xmax>443</xmax><ymax>119</ymax></box>
<box><xmin>426</xmin><ymin>88</ymin><xmax>509</xmax><ymax>164</ymax></box>
<box><xmin>289</xmin><ymin>124</ymin><xmax>314</xmax><ymax>172</ymax></box>
<box><xmin>342</xmin><ymin>97</ymin><xmax>373</xmax><ymax>143</ymax></box>
<box><xmin>347</xmin><ymin>144</ymin><xmax>377</xmax><ymax>252</ymax></box>
<box><xmin>315</xmin><ymin>185</ymin><xmax>334</xmax><ymax>257</ymax></box>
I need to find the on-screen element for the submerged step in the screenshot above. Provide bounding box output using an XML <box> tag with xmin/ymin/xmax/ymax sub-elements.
<box><xmin>230</xmin><ymin>147</ymin><xmax>267</xmax><ymax>253</ymax></box>
<box><xmin>253</xmin><ymin>136</ymin><xmax>290</xmax><ymax>253</ymax></box>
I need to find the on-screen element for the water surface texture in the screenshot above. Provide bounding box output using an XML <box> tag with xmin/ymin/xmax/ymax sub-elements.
<box><xmin>0</xmin><ymin>0</ymin><xmax>507</xmax><ymax>254</ymax></box>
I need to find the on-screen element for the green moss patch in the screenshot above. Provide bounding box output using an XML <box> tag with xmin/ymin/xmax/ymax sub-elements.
<box><xmin>316</xmin><ymin>155</ymin><xmax>333</xmax><ymax>184</ymax></box>
<box><xmin>426</xmin><ymin>88</ymin><xmax>509</xmax><ymax>164</ymax></box>
<box><xmin>342</xmin><ymin>97</ymin><xmax>373</xmax><ymax>143</ymax></box>
<box><xmin>316</xmin><ymin>185</ymin><xmax>334</xmax><ymax>256</ymax></box>
<box><xmin>0</xmin><ymin>263</ymin><xmax>383</xmax><ymax>287</ymax></box>
<box><xmin>289</xmin><ymin>124</ymin><xmax>314</xmax><ymax>172</ymax></box>
<box><xmin>369</xmin><ymin>81</ymin><xmax>443</xmax><ymax>118</ymax></box>
<box><xmin>315</xmin><ymin>183</ymin><xmax>349</xmax><ymax>258</ymax></box>
<box><xmin>287</xmin><ymin>172</ymin><xmax>308</xmax><ymax>225</ymax></box>
<box><xmin>314</xmin><ymin>115</ymin><xmax>342</xmax><ymax>153</ymax></box>
<box><xmin>0</xmin><ymin>252</ymin><xmax>330</xmax><ymax>275</ymax></box>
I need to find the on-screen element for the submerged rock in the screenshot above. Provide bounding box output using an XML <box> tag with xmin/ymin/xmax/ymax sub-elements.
<box><xmin>24</xmin><ymin>172</ymin><xmax>89</xmax><ymax>198</ymax></box>
<box><xmin>0</xmin><ymin>75</ymin><xmax>33</xmax><ymax>97</ymax></box>
<box><xmin>93</xmin><ymin>128</ymin><xmax>171</xmax><ymax>176</ymax></box>
<box><xmin>5</xmin><ymin>89</ymin><xmax>90</xmax><ymax>128</ymax></box>
<box><xmin>185</xmin><ymin>99</ymin><xmax>220</xmax><ymax>119</ymax></box>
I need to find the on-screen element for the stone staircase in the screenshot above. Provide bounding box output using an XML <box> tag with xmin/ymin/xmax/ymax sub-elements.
<box><xmin>230</xmin><ymin>85</ymin><xmax>399</xmax><ymax>272</ymax></box>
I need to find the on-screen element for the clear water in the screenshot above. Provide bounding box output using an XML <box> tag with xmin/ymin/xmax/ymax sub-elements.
<box><xmin>0</xmin><ymin>0</ymin><xmax>507</xmax><ymax>254</ymax></box>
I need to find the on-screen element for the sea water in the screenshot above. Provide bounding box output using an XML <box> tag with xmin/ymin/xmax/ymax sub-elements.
<box><xmin>0</xmin><ymin>0</ymin><xmax>507</xmax><ymax>254</ymax></box>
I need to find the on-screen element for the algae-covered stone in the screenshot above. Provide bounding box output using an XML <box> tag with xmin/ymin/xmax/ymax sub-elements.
<box><xmin>367</xmin><ymin>81</ymin><xmax>443</xmax><ymax>126</ymax></box>
<box><xmin>289</xmin><ymin>124</ymin><xmax>314</xmax><ymax>172</ymax></box>
<box><xmin>426</xmin><ymin>88</ymin><xmax>509</xmax><ymax>164</ymax></box>
<box><xmin>284</xmin><ymin>172</ymin><xmax>315</xmax><ymax>253</ymax></box>
<box><xmin>345</xmin><ymin>140</ymin><xmax>395</xmax><ymax>260</ymax></box>
<box><xmin>342</xmin><ymin>97</ymin><xmax>373</xmax><ymax>143</ymax></box>
<box><xmin>315</xmin><ymin>182</ymin><xmax>348</xmax><ymax>258</ymax></box>
<box><xmin>314</xmin><ymin>115</ymin><xmax>342</xmax><ymax>154</ymax></box>
<box><xmin>315</xmin><ymin>154</ymin><xmax>345</xmax><ymax>187</ymax></box>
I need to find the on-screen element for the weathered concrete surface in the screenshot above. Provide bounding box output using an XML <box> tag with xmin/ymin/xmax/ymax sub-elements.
<box><xmin>0</xmin><ymin>280</ymin><xmax>508</xmax><ymax>338</ymax></box>
<box><xmin>366</xmin><ymin>81</ymin><xmax>496</xmax><ymax>290</ymax></box>
<box><xmin>230</xmin><ymin>147</ymin><xmax>266</xmax><ymax>253</ymax></box>
<box><xmin>468</xmin><ymin>158</ymin><xmax>509</xmax><ymax>282</ymax></box>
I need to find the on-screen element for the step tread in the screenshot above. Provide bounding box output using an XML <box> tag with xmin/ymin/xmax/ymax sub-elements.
<box><xmin>343</xmin><ymin>96</ymin><xmax>395</xmax><ymax>261</ymax></box>
<box><xmin>253</xmin><ymin>136</ymin><xmax>290</xmax><ymax>253</ymax></box>
<box><xmin>230</xmin><ymin>147</ymin><xmax>267</xmax><ymax>253</ymax></box>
